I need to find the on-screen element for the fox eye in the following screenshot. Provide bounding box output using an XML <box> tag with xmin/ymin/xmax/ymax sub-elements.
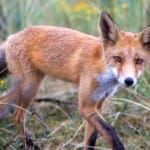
<box><xmin>135</xmin><ymin>58</ymin><xmax>144</xmax><ymax>65</ymax></box>
<box><xmin>113</xmin><ymin>56</ymin><xmax>121</xmax><ymax>62</ymax></box>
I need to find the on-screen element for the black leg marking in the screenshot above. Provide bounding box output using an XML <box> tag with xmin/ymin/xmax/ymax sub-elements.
<box><xmin>98</xmin><ymin>118</ymin><xmax>125</xmax><ymax>150</ymax></box>
<box><xmin>88</xmin><ymin>129</ymin><xmax>98</xmax><ymax>150</ymax></box>
<box><xmin>19</xmin><ymin>130</ymin><xmax>41</xmax><ymax>150</ymax></box>
<box><xmin>20</xmin><ymin>137</ymin><xmax>41</xmax><ymax>150</ymax></box>
<box><xmin>26</xmin><ymin>137</ymin><xmax>41</xmax><ymax>150</ymax></box>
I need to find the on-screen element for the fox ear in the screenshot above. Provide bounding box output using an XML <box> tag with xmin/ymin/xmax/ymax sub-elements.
<box><xmin>100</xmin><ymin>12</ymin><xmax>119</xmax><ymax>45</ymax></box>
<box><xmin>141</xmin><ymin>26</ymin><xmax>150</xmax><ymax>49</ymax></box>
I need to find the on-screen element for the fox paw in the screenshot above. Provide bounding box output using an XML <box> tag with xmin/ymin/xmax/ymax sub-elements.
<box><xmin>20</xmin><ymin>129</ymin><xmax>41</xmax><ymax>150</ymax></box>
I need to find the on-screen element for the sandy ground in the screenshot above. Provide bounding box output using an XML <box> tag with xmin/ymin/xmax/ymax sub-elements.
<box><xmin>37</xmin><ymin>76</ymin><xmax>78</xmax><ymax>100</ymax></box>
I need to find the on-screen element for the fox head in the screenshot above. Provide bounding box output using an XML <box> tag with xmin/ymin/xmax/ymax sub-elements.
<box><xmin>99</xmin><ymin>12</ymin><xmax>150</xmax><ymax>87</ymax></box>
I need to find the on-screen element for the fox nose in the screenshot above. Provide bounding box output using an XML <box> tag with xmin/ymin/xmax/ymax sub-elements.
<box><xmin>124</xmin><ymin>77</ymin><xmax>134</xmax><ymax>86</ymax></box>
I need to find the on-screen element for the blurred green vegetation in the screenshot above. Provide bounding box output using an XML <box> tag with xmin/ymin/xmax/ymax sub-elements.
<box><xmin>0</xmin><ymin>0</ymin><xmax>149</xmax><ymax>149</ymax></box>
<box><xmin>0</xmin><ymin>0</ymin><xmax>147</xmax><ymax>39</ymax></box>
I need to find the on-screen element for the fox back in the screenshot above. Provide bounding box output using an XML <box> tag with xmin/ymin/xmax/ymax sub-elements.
<box><xmin>6</xmin><ymin>26</ymin><xmax>104</xmax><ymax>83</ymax></box>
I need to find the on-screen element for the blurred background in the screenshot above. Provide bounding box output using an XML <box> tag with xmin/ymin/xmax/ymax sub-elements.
<box><xmin>0</xmin><ymin>0</ymin><xmax>150</xmax><ymax>149</ymax></box>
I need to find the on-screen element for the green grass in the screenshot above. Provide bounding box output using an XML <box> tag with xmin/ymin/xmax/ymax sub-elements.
<box><xmin>0</xmin><ymin>0</ymin><xmax>149</xmax><ymax>149</ymax></box>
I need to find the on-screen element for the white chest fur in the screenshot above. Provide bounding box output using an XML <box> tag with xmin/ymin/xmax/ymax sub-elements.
<box><xmin>91</xmin><ymin>68</ymin><xmax>119</xmax><ymax>101</ymax></box>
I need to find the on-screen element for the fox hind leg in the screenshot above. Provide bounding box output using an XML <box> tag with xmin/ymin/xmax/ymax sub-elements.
<box><xmin>0</xmin><ymin>76</ymin><xmax>21</xmax><ymax>120</ymax></box>
<box><xmin>13</xmin><ymin>71</ymin><xmax>44</xmax><ymax>149</ymax></box>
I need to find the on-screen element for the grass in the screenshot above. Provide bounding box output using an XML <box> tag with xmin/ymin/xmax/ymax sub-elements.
<box><xmin>0</xmin><ymin>0</ymin><xmax>149</xmax><ymax>149</ymax></box>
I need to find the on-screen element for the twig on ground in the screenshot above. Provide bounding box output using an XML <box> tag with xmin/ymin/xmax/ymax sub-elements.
<box><xmin>35</xmin><ymin>97</ymin><xmax>76</xmax><ymax>105</ymax></box>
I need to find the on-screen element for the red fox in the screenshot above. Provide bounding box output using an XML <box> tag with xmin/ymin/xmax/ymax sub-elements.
<box><xmin>0</xmin><ymin>12</ymin><xmax>150</xmax><ymax>150</ymax></box>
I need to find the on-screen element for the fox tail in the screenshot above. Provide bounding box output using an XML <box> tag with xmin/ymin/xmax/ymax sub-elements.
<box><xmin>0</xmin><ymin>42</ymin><xmax>8</xmax><ymax>77</ymax></box>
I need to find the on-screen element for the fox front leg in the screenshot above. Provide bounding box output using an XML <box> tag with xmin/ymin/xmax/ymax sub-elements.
<box><xmin>79</xmin><ymin>101</ymin><xmax>125</xmax><ymax>150</ymax></box>
<box><xmin>78</xmin><ymin>79</ymin><xmax>125</xmax><ymax>150</ymax></box>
